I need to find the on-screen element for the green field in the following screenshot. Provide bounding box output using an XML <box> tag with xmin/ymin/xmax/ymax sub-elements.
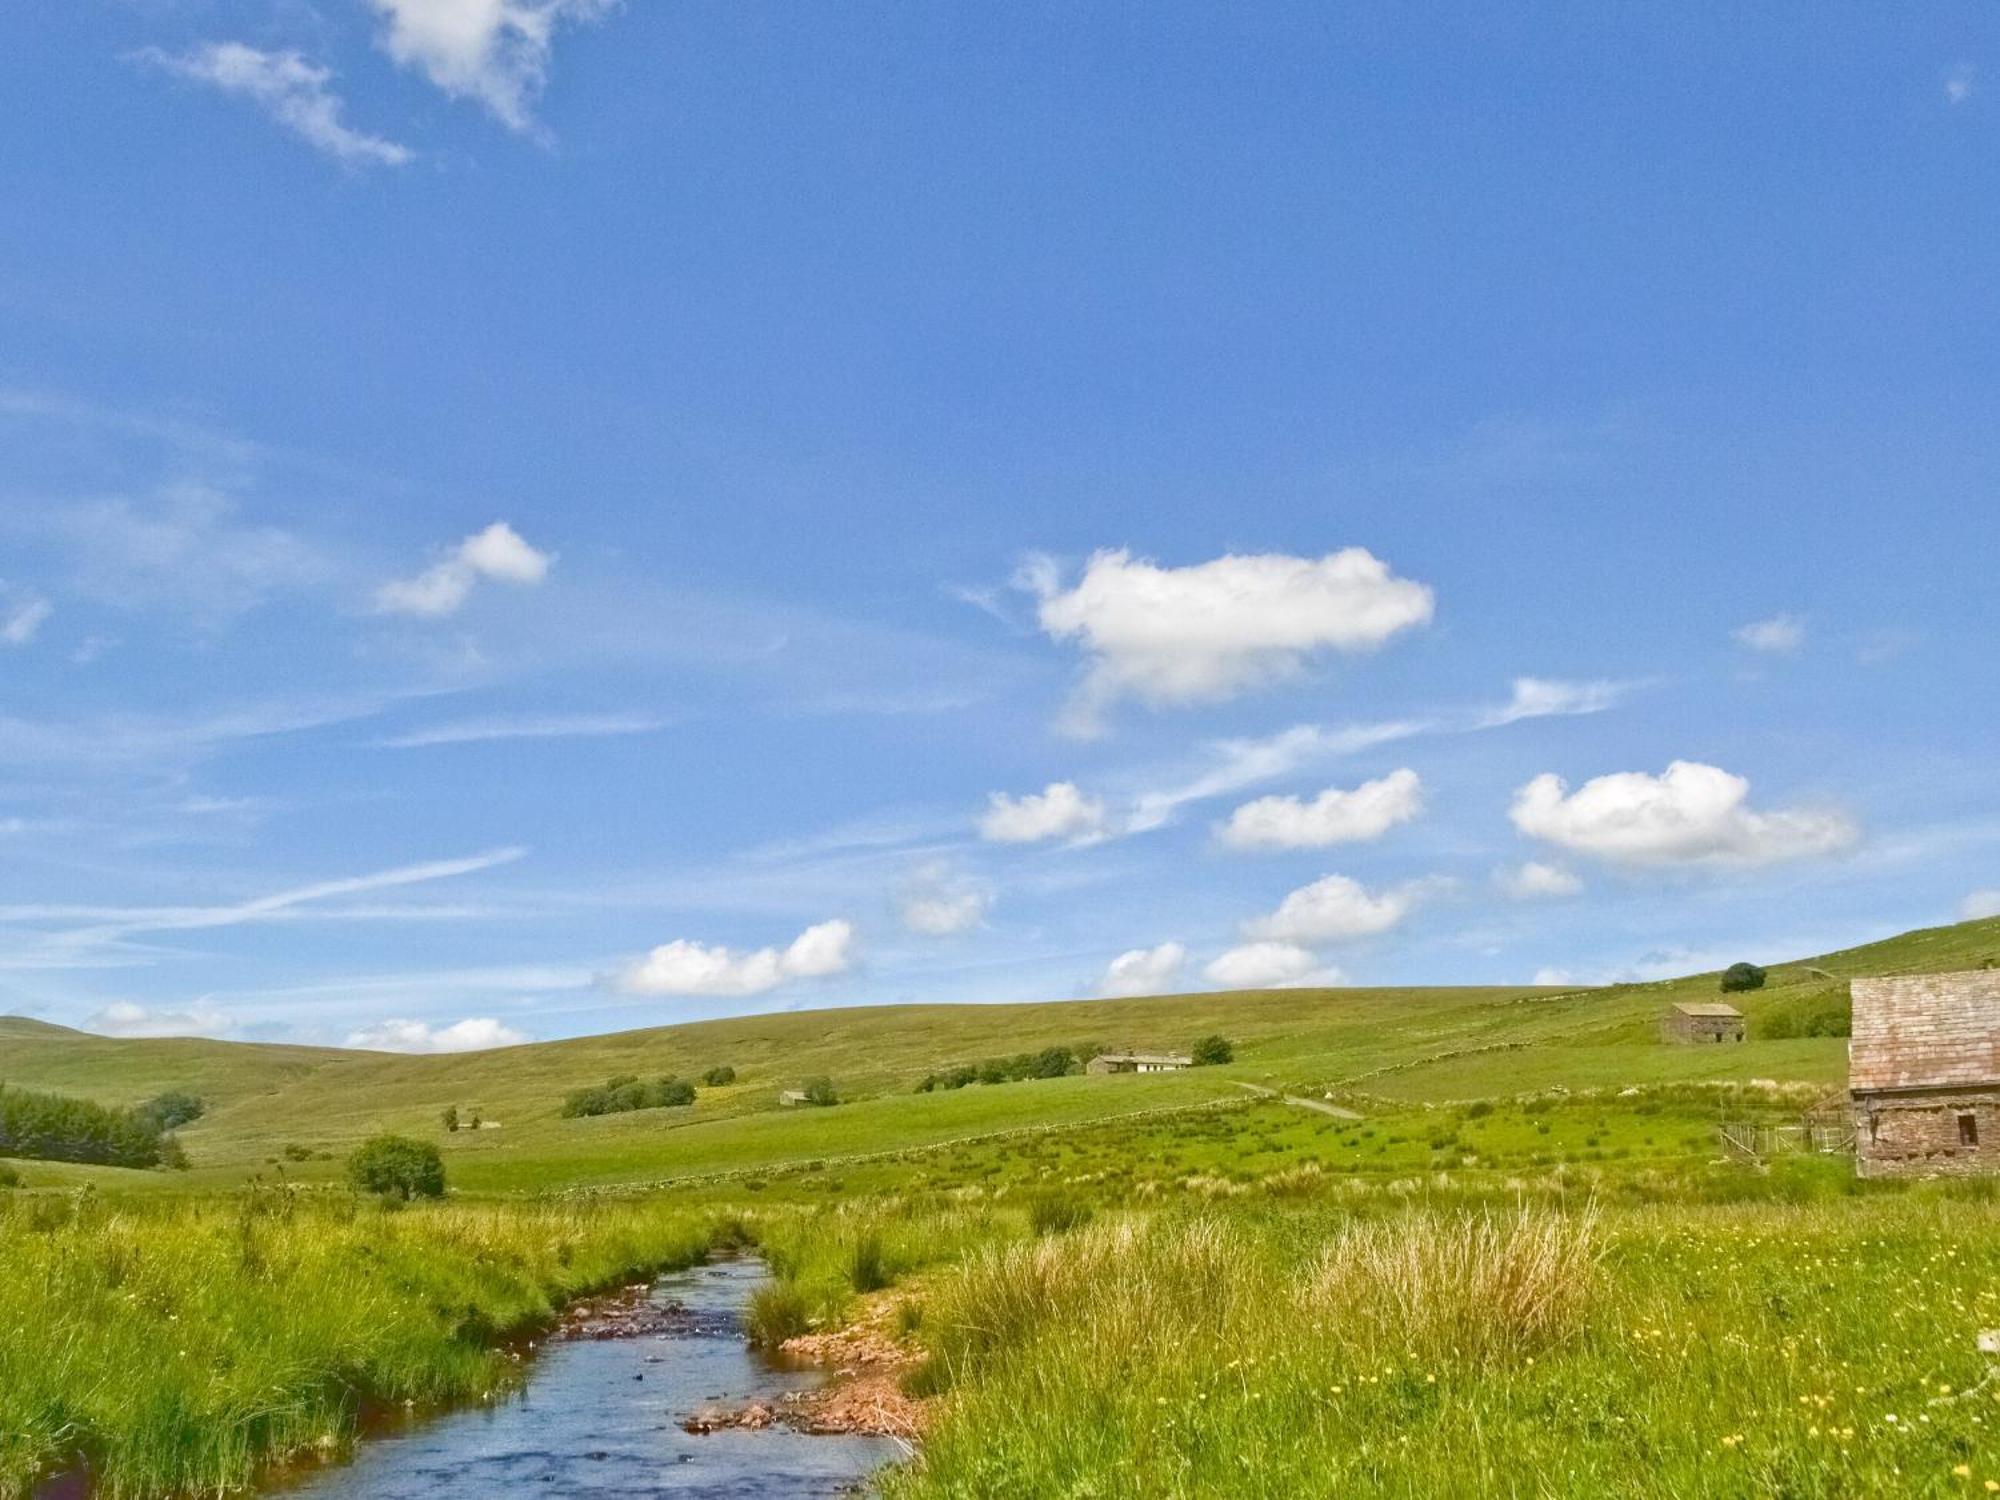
<box><xmin>8</xmin><ymin>915</ymin><xmax>1994</xmax><ymax>1196</ymax></box>
<box><xmin>7</xmin><ymin>915</ymin><xmax>2000</xmax><ymax>1498</ymax></box>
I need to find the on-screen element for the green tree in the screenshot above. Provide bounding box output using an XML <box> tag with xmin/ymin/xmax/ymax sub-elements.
<box><xmin>346</xmin><ymin>1135</ymin><xmax>446</xmax><ymax>1201</ymax></box>
<box><xmin>1191</xmin><ymin>1034</ymin><xmax>1235</xmax><ymax>1066</ymax></box>
<box><xmin>701</xmin><ymin>1065</ymin><xmax>737</xmax><ymax>1087</ymax></box>
<box><xmin>1720</xmin><ymin>962</ymin><xmax>1768</xmax><ymax>993</ymax></box>
<box><xmin>801</xmin><ymin>1077</ymin><xmax>839</xmax><ymax>1107</ymax></box>
<box><xmin>441</xmin><ymin>1105</ymin><xmax>459</xmax><ymax>1133</ymax></box>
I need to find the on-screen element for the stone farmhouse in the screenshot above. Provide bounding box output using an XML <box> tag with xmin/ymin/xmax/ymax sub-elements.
<box><xmin>1086</xmin><ymin>1051</ymin><xmax>1193</xmax><ymax>1075</ymax></box>
<box><xmin>1850</xmin><ymin>970</ymin><xmax>2000</xmax><ymax>1178</ymax></box>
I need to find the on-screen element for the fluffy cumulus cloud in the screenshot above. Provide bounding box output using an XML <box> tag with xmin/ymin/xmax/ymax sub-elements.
<box><xmin>1962</xmin><ymin>890</ymin><xmax>2000</xmax><ymax>921</ymax></box>
<box><xmin>1099</xmin><ymin>941</ymin><xmax>1187</xmax><ymax>998</ymax></box>
<box><xmin>369</xmin><ymin>0</ymin><xmax>614</xmax><ymax>132</ymax></box>
<box><xmin>1244</xmin><ymin>874</ymin><xmax>1419</xmax><ymax>945</ymax></box>
<box><xmin>377</xmin><ymin>521</ymin><xmax>553</xmax><ymax>618</ymax></box>
<box><xmin>143</xmin><ymin>43</ymin><xmax>412</xmax><ymax>166</ymax></box>
<box><xmin>1734</xmin><ymin>614</ymin><xmax>1806</xmax><ymax>654</ymax></box>
<box><xmin>978</xmin><ymin>782</ymin><xmax>1109</xmax><ymax>844</ymax></box>
<box><xmin>899</xmin><ymin>862</ymin><xmax>992</xmax><ymax>936</ymax></box>
<box><xmin>1510</xmin><ymin>761</ymin><xmax>1856</xmax><ymax>866</ymax></box>
<box><xmin>1219</xmin><ymin>768</ymin><xmax>1423</xmax><ymax>851</ymax></box>
<box><xmin>346</xmin><ymin>1016</ymin><xmax>530</xmax><ymax>1052</ymax></box>
<box><xmin>618</xmin><ymin>919</ymin><xmax>856</xmax><ymax>997</ymax></box>
<box><xmin>1023</xmin><ymin>548</ymin><xmax>1433</xmax><ymax>733</ymax></box>
<box><xmin>1495</xmin><ymin>860</ymin><xmax>1584</xmax><ymax>900</ymax></box>
<box><xmin>87</xmin><ymin>999</ymin><xmax>234</xmax><ymax>1039</ymax></box>
<box><xmin>1204</xmin><ymin>942</ymin><xmax>1345</xmax><ymax>990</ymax></box>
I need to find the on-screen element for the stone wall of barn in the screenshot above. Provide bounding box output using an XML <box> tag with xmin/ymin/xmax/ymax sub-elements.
<box><xmin>1853</xmin><ymin>1090</ymin><xmax>2000</xmax><ymax>1177</ymax></box>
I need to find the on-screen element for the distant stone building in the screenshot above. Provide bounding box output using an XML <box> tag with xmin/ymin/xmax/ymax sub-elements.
<box><xmin>1086</xmin><ymin>1051</ymin><xmax>1193</xmax><ymax>1075</ymax></box>
<box><xmin>1661</xmin><ymin>1002</ymin><xmax>1746</xmax><ymax>1044</ymax></box>
<box><xmin>1851</xmin><ymin>971</ymin><xmax>2000</xmax><ymax>1178</ymax></box>
<box><xmin>778</xmin><ymin>1089</ymin><xmax>810</xmax><ymax>1107</ymax></box>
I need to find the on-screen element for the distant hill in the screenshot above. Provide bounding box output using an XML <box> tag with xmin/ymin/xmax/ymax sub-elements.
<box><xmin>4</xmin><ymin>915</ymin><xmax>1995</xmax><ymax>1194</ymax></box>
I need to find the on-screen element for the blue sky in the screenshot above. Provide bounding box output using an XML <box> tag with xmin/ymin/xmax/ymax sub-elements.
<box><xmin>1</xmin><ymin>3</ymin><xmax>1995</xmax><ymax>1050</ymax></box>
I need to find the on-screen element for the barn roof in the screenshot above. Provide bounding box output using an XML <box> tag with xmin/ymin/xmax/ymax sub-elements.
<box><xmin>1093</xmin><ymin>1052</ymin><xmax>1193</xmax><ymax>1066</ymax></box>
<box><xmin>1672</xmin><ymin>1003</ymin><xmax>1743</xmax><ymax>1018</ymax></box>
<box><xmin>1850</xmin><ymin>971</ymin><xmax>2000</xmax><ymax>1093</ymax></box>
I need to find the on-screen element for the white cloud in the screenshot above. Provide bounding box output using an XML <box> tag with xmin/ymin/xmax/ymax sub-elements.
<box><xmin>1961</xmin><ymin>890</ymin><xmax>2000</xmax><ymax>921</ymax></box>
<box><xmin>978</xmin><ymin>782</ymin><xmax>1110</xmax><ymax>844</ymax></box>
<box><xmin>1495</xmin><ymin>860</ymin><xmax>1584</xmax><ymax>900</ymax></box>
<box><xmin>377</xmin><ymin>712</ymin><xmax>668</xmax><ymax>748</ymax></box>
<box><xmin>1510</xmin><ymin>761</ymin><xmax>1856</xmax><ymax>866</ymax></box>
<box><xmin>1</xmin><ymin>597</ymin><xmax>50</xmax><ymax>647</ymax></box>
<box><xmin>44</xmin><ymin>847</ymin><xmax>524</xmax><ymax>948</ymax></box>
<box><xmin>1204</xmin><ymin>941</ymin><xmax>1345</xmax><ymax>990</ymax></box>
<box><xmin>618</xmin><ymin>918</ymin><xmax>856</xmax><ymax>997</ymax></box>
<box><xmin>1128</xmin><ymin>719</ymin><xmax>1428</xmax><ymax>834</ymax></box>
<box><xmin>377</xmin><ymin>521</ymin><xmax>553</xmax><ymax>618</ymax></box>
<box><xmin>345</xmin><ymin>1016</ymin><xmax>530</xmax><ymax>1052</ymax></box>
<box><xmin>1946</xmin><ymin>65</ymin><xmax>1975</xmax><ymax>105</ymax></box>
<box><xmin>898</xmin><ymin>862</ymin><xmax>991</xmax><ymax>936</ymax></box>
<box><xmin>369</xmin><ymin>0</ymin><xmax>613</xmax><ymax>132</ymax></box>
<box><xmin>1531</xmin><ymin>967</ymin><xmax>1600</xmax><ymax>988</ymax></box>
<box><xmin>1477</xmin><ymin>676</ymin><xmax>1634</xmax><ymax>728</ymax></box>
<box><xmin>1734</xmin><ymin>614</ymin><xmax>1806</xmax><ymax>654</ymax></box>
<box><xmin>87</xmin><ymin>999</ymin><xmax>235</xmax><ymax>1039</ymax></box>
<box><xmin>1099</xmin><ymin>941</ymin><xmax>1187</xmax><ymax>997</ymax></box>
<box><xmin>1024</xmin><ymin>547</ymin><xmax>1434</xmax><ymax>733</ymax></box>
<box><xmin>1244</xmin><ymin>873</ymin><xmax>1419</xmax><ymax>945</ymax></box>
<box><xmin>1219</xmin><ymin>768</ymin><xmax>1423</xmax><ymax>851</ymax></box>
<box><xmin>143</xmin><ymin>43</ymin><xmax>412</xmax><ymax>166</ymax></box>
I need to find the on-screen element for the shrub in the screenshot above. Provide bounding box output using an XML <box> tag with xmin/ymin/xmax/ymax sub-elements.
<box><xmin>1191</xmin><ymin>1034</ymin><xmax>1234</xmax><ymax>1067</ymax></box>
<box><xmin>134</xmin><ymin>1091</ymin><xmax>205</xmax><ymax>1132</ymax></box>
<box><xmin>0</xmin><ymin>1084</ymin><xmax>177</xmax><ymax>1169</ymax></box>
<box><xmin>346</xmin><ymin>1135</ymin><xmax>446</xmax><ymax>1201</ymax></box>
<box><xmin>801</xmin><ymin>1078</ymin><xmax>839</xmax><ymax>1107</ymax></box>
<box><xmin>560</xmin><ymin>1075</ymin><xmax>697</xmax><ymax>1118</ymax></box>
<box><xmin>441</xmin><ymin>1105</ymin><xmax>459</xmax><ymax>1132</ymax></box>
<box><xmin>1720</xmin><ymin>962</ymin><xmax>1768</xmax><ymax>993</ymax></box>
<box><xmin>1758</xmin><ymin>987</ymin><xmax>1851</xmax><ymax>1038</ymax></box>
<box><xmin>0</xmin><ymin>1162</ymin><xmax>18</xmax><ymax>1188</ymax></box>
<box><xmin>701</xmin><ymin>1065</ymin><xmax>737</xmax><ymax>1087</ymax></box>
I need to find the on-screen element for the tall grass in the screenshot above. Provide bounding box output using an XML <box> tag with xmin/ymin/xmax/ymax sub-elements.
<box><xmin>0</xmin><ymin>1189</ymin><xmax>727</xmax><ymax>1499</ymax></box>
<box><xmin>886</xmin><ymin>1199</ymin><xmax>2000</xmax><ymax>1497</ymax></box>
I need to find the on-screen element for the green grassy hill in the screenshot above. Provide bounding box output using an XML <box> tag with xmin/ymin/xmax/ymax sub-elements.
<box><xmin>5</xmin><ymin>915</ymin><xmax>1996</xmax><ymax>1194</ymax></box>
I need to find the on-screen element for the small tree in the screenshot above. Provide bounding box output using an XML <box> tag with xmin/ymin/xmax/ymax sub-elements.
<box><xmin>1720</xmin><ymin>962</ymin><xmax>1768</xmax><ymax>994</ymax></box>
<box><xmin>441</xmin><ymin>1105</ymin><xmax>459</xmax><ymax>1133</ymax></box>
<box><xmin>801</xmin><ymin>1077</ymin><xmax>839</xmax><ymax>1107</ymax></box>
<box><xmin>347</xmin><ymin>1134</ymin><xmax>446</xmax><ymax>1201</ymax></box>
<box><xmin>1191</xmin><ymin>1034</ymin><xmax>1234</xmax><ymax>1066</ymax></box>
<box><xmin>702</xmin><ymin>1065</ymin><xmax>737</xmax><ymax>1087</ymax></box>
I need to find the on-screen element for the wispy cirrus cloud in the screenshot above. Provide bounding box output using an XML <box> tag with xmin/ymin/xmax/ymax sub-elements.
<box><xmin>376</xmin><ymin>712</ymin><xmax>671</xmax><ymax>748</ymax></box>
<box><xmin>139</xmin><ymin>43</ymin><xmax>412</xmax><ymax>167</ymax></box>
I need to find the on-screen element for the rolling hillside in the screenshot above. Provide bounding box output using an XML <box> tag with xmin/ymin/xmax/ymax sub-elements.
<box><xmin>5</xmin><ymin>915</ymin><xmax>1996</xmax><ymax>1193</ymax></box>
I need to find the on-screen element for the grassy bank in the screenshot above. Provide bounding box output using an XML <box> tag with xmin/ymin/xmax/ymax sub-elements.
<box><xmin>0</xmin><ymin>1189</ymin><xmax>732</xmax><ymax>1500</ymax></box>
<box><xmin>875</xmin><ymin>1197</ymin><xmax>2000</xmax><ymax>1497</ymax></box>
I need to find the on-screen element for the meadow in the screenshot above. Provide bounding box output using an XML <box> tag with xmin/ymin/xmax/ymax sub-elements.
<box><xmin>4</xmin><ymin>914</ymin><xmax>2000</xmax><ymax>1497</ymax></box>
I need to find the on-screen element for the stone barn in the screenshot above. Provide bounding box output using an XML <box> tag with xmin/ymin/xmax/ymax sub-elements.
<box><xmin>1661</xmin><ymin>1002</ymin><xmax>1745</xmax><ymax>1044</ymax></box>
<box><xmin>1086</xmin><ymin>1051</ymin><xmax>1193</xmax><ymax>1075</ymax></box>
<box><xmin>1851</xmin><ymin>970</ymin><xmax>2000</xmax><ymax>1178</ymax></box>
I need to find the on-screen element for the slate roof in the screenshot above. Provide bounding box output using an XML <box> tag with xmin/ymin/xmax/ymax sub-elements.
<box><xmin>1672</xmin><ymin>1003</ymin><xmax>1743</xmax><ymax>1019</ymax></box>
<box><xmin>1850</xmin><ymin>971</ymin><xmax>2000</xmax><ymax>1093</ymax></box>
<box><xmin>1093</xmin><ymin>1052</ymin><xmax>1193</xmax><ymax>1066</ymax></box>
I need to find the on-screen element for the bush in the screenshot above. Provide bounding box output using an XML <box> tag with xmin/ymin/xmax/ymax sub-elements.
<box><xmin>801</xmin><ymin>1077</ymin><xmax>839</xmax><ymax>1108</ymax></box>
<box><xmin>0</xmin><ymin>1162</ymin><xmax>18</xmax><ymax>1188</ymax></box>
<box><xmin>701</xmin><ymin>1065</ymin><xmax>737</xmax><ymax>1087</ymax></box>
<box><xmin>346</xmin><ymin>1135</ymin><xmax>446</xmax><ymax>1201</ymax></box>
<box><xmin>1720</xmin><ymin>962</ymin><xmax>1768</xmax><ymax>993</ymax></box>
<box><xmin>1191</xmin><ymin>1035</ymin><xmax>1234</xmax><ymax>1067</ymax></box>
<box><xmin>560</xmin><ymin>1075</ymin><xmax>698</xmax><ymax>1118</ymax></box>
<box><xmin>134</xmin><ymin>1091</ymin><xmax>205</xmax><ymax>1132</ymax></box>
<box><xmin>441</xmin><ymin>1105</ymin><xmax>459</xmax><ymax>1132</ymax></box>
<box><xmin>1758</xmin><ymin>987</ymin><xmax>1851</xmax><ymax>1039</ymax></box>
<box><xmin>0</xmin><ymin>1084</ymin><xmax>178</xmax><ymax>1169</ymax></box>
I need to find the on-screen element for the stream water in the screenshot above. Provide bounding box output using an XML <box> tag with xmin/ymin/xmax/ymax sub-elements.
<box><xmin>279</xmin><ymin>1259</ymin><xmax>899</xmax><ymax>1499</ymax></box>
